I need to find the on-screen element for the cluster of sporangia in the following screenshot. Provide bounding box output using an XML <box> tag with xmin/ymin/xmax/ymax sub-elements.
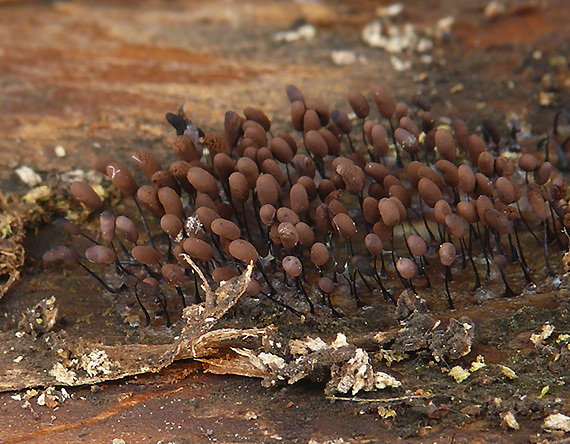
<box><xmin>43</xmin><ymin>82</ymin><xmax>570</xmax><ymax>326</ymax></box>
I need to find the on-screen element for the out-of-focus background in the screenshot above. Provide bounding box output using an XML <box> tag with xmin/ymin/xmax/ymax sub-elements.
<box><xmin>2</xmin><ymin>0</ymin><xmax>568</xmax><ymax>190</ymax></box>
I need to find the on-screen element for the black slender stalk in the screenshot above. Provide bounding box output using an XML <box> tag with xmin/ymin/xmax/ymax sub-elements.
<box><xmin>110</xmin><ymin>241</ymin><xmax>131</xmax><ymax>277</ymax></box>
<box><xmin>259</xmin><ymin>291</ymin><xmax>302</xmax><ymax>317</ymax></box>
<box><xmin>285</xmin><ymin>163</ymin><xmax>293</xmax><ymax>187</ymax></box>
<box><xmin>345</xmin><ymin>272</ymin><xmax>364</xmax><ymax>307</ymax></box>
<box><xmin>134</xmin><ymin>288</ymin><xmax>152</xmax><ymax>327</ymax></box>
<box><xmin>211</xmin><ymin>234</ymin><xmax>227</xmax><ymax>261</ymax></box>
<box><xmin>77</xmin><ymin>261</ymin><xmax>125</xmax><ymax>294</ymax></box>
<box><xmin>142</xmin><ymin>264</ymin><xmax>162</xmax><ymax>281</ymax></box>
<box><xmin>543</xmin><ymin>221</ymin><xmax>555</xmax><ymax>276</ymax></box>
<box><xmin>283</xmin><ymin>268</ymin><xmax>289</xmax><ymax>287</ymax></box>
<box><xmin>459</xmin><ymin>237</ymin><xmax>467</xmax><ymax>269</ymax></box>
<box><xmin>227</xmin><ymin>191</ymin><xmax>245</xmax><ymax>230</ymax></box>
<box><xmin>444</xmin><ymin>266</ymin><xmax>454</xmax><ymax>309</ymax></box>
<box><xmin>411</xmin><ymin>205</ymin><xmax>436</xmax><ymax>243</ymax></box>
<box><xmin>81</xmin><ymin>233</ymin><xmax>99</xmax><ymax>245</ymax></box>
<box><xmin>156</xmin><ymin>291</ymin><xmax>171</xmax><ymax>327</ymax></box>
<box><xmin>515</xmin><ymin>202</ymin><xmax>541</xmax><ymax>244</ymax></box>
<box><xmin>115</xmin><ymin>235</ymin><xmax>133</xmax><ymax>260</ymax></box>
<box><xmin>314</xmin><ymin>156</ymin><xmax>326</xmax><ymax>180</ymax></box>
<box><xmin>295</xmin><ymin>276</ymin><xmax>314</xmax><ymax>314</ymax></box>
<box><xmin>513</xmin><ymin>225</ymin><xmax>533</xmax><ymax>284</ymax></box>
<box><xmin>500</xmin><ymin>271</ymin><xmax>518</xmax><ymax>298</ymax></box>
<box><xmin>419</xmin><ymin>256</ymin><xmax>432</xmax><ymax>289</ymax></box>
<box><xmin>401</xmin><ymin>225</ymin><xmax>418</xmax><ymax>268</ymax></box>
<box><xmin>406</xmin><ymin>218</ymin><xmax>422</xmax><ymax>238</ymax></box>
<box><xmin>452</xmin><ymin>187</ymin><xmax>460</xmax><ymax>206</ymax></box>
<box><xmin>133</xmin><ymin>196</ymin><xmax>156</xmax><ymax>249</ymax></box>
<box><xmin>326</xmin><ymin>233</ymin><xmax>340</xmax><ymax>284</ymax></box>
<box><xmin>408</xmin><ymin>278</ymin><xmax>418</xmax><ymax>295</ymax></box>
<box><xmin>372</xmin><ymin>259</ymin><xmax>395</xmax><ymax>304</ymax></box>
<box><xmin>459</xmin><ymin>237</ymin><xmax>481</xmax><ymax>290</ymax></box>
<box><xmin>548</xmin><ymin>202</ymin><xmax>564</xmax><ymax>248</ymax></box>
<box><xmin>251</xmin><ymin>191</ymin><xmax>268</xmax><ymax>240</ymax></box>
<box><xmin>492</xmin><ymin>231</ymin><xmax>506</xmax><ymax>257</ymax></box>
<box><xmin>346</xmin><ymin>134</ymin><xmax>356</xmax><ymax>153</ymax></box>
<box><xmin>192</xmin><ymin>270</ymin><xmax>202</xmax><ymax>303</ymax></box>
<box><xmin>390</xmin><ymin>241</ymin><xmax>407</xmax><ymax>288</ymax></box>
<box><xmin>176</xmin><ymin>285</ymin><xmax>187</xmax><ymax>308</ymax></box>
<box><xmin>380</xmin><ymin>253</ymin><xmax>388</xmax><ymax>278</ymax></box>
<box><xmin>256</xmin><ymin>261</ymin><xmax>277</xmax><ymax>294</ymax></box>
<box><xmin>537</xmin><ymin>135</ymin><xmax>550</xmax><ymax>163</ymax></box>
<box><xmin>482</xmin><ymin>227</ymin><xmax>492</xmax><ymax>281</ymax></box>
<box><xmin>360</xmin><ymin>119</ymin><xmax>368</xmax><ymax>150</ymax></box>
<box><xmin>507</xmin><ymin>234</ymin><xmax>519</xmax><ymax>263</ymax></box>
<box><xmin>553</xmin><ymin>109</ymin><xmax>570</xmax><ymax>137</ymax></box>
<box><xmin>357</xmin><ymin>270</ymin><xmax>375</xmax><ymax>292</ymax></box>
<box><xmin>321</xmin><ymin>290</ymin><xmax>342</xmax><ymax>317</ymax></box>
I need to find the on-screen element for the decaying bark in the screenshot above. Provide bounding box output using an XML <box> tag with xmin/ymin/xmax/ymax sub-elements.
<box><xmin>0</xmin><ymin>259</ymin><xmax>261</xmax><ymax>392</ymax></box>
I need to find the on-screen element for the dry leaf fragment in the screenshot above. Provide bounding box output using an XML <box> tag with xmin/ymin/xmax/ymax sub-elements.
<box><xmin>393</xmin><ymin>312</ymin><xmax>437</xmax><ymax>352</ymax></box>
<box><xmin>378</xmin><ymin>349</ymin><xmax>408</xmax><ymax>366</ymax></box>
<box><xmin>395</xmin><ymin>290</ymin><xmax>429</xmax><ymax>320</ymax></box>
<box><xmin>498</xmin><ymin>364</ymin><xmax>517</xmax><ymax>379</ymax></box>
<box><xmin>427</xmin><ymin>402</ymin><xmax>451</xmax><ymax>419</ymax></box>
<box><xmin>461</xmin><ymin>405</ymin><xmax>482</xmax><ymax>416</ymax></box>
<box><xmin>470</xmin><ymin>355</ymin><xmax>487</xmax><ymax>372</ymax></box>
<box><xmin>37</xmin><ymin>387</ymin><xmax>64</xmax><ymax>408</ymax></box>
<box><xmin>258</xmin><ymin>352</ymin><xmax>287</xmax><ymax>372</ymax></box>
<box><xmin>334</xmin><ymin>348</ymin><xmax>374</xmax><ymax>395</ymax></box>
<box><xmin>563</xmin><ymin>251</ymin><xmax>570</xmax><ymax>273</ymax></box>
<box><xmin>530</xmin><ymin>323</ymin><xmax>555</xmax><ymax>346</ymax></box>
<box><xmin>329</xmin><ymin>348</ymin><xmax>401</xmax><ymax>395</ymax></box>
<box><xmin>543</xmin><ymin>413</ymin><xmax>570</xmax><ymax>433</ymax></box>
<box><xmin>373</xmin><ymin>330</ymin><xmax>399</xmax><ymax>345</ymax></box>
<box><xmin>375</xmin><ymin>3</ymin><xmax>404</xmax><ymax>17</ymax></box>
<box><xmin>231</xmin><ymin>348</ymin><xmax>276</xmax><ymax>375</ymax></box>
<box><xmin>18</xmin><ymin>295</ymin><xmax>58</xmax><ymax>337</ymax></box>
<box><xmin>331</xmin><ymin>333</ymin><xmax>349</xmax><ymax>349</ymax></box>
<box><xmin>378</xmin><ymin>405</ymin><xmax>397</xmax><ymax>419</ymax></box>
<box><xmin>80</xmin><ymin>350</ymin><xmax>115</xmax><ymax>377</ymax></box>
<box><xmin>308</xmin><ymin>439</ymin><xmax>346</xmax><ymax>444</ymax></box>
<box><xmin>374</xmin><ymin>371</ymin><xmax>401</xmax><ymax>390</ymax></box>
<box><xmin>49</xmin><ymin>363</ymin><xmax>78</xmax><ymax>385</ymax></box>
<box><xmin>289</xmin><ymin>337</ymin><xmax>329</xmax><ymax>355</ymax></box>
<box><xmin>501</xmin><ymin>411</ymin><xmax>520</xmax><ymax>430</ymax></box>
<box><xmin>449</xmin><ymin>366</ymin><xmax>470</xmax><ymax>383</ymax></box>
<box><xmin>429</xmin><ymin>317</ymin><xmax>475</xmax><ymax>362</ymax></box>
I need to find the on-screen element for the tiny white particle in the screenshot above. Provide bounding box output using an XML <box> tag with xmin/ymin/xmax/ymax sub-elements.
<box><xmin>54</xmin><ymin>145</ymin><xmax>66</xmax><ymax>158</ymax></box>
<box><xmin>15</xmin><ymin>166</ymin><xmax>42</xmax><ymax>187</ymax></box>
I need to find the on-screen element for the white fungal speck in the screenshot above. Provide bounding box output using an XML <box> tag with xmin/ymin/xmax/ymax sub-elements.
<box><xmin>54</xmin><ymin>145</ymin><xmax>66</xmax><ymax>157</ymax></box>
<box><xmin>15</xmin><ymin>166</ymin><xmax>42</xmax><ymax>186</ymax></box>
<box><xmin>273</xmin><ymin>24</ymin><xmax>316</xmax><ymax>43</ymax></box>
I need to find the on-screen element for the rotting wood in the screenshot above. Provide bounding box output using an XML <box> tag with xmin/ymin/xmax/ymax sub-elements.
<box><xmin>0</xmin><ymin>259</ymin><xmax>259</xmax><ymax>392</ymax></box>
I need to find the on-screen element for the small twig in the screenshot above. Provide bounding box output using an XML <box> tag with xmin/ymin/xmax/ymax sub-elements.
<box><xmin>326</xmin><ymin>393</ymin><xmax>434</xmax><ymax>403</ymax></box>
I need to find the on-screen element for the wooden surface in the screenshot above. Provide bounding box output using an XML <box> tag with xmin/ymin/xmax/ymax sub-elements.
<box><xmin>1</xmin><ymin>1</ymin><xmax>569</xmax><ymax>443</ymax></box>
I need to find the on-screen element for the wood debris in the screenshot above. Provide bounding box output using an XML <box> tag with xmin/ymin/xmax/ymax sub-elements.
<box><xmin>254</xmin><ymin>334</ymin><xmax>402</xmax><ymax>396</ymax></box>
<box><xmin>501</xmin><ymin>410</ymin><xmax>520</xmax><ymax>430</ymax></box>
<box><xmin>0</xmin><ymin>259</ymin><xmax>257</xmax><ymax>391</ymax></box>
<box><xmin>543</xmin><ymin>413</ymin><xmax>570</xmax><ymax>433</ymax></box>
